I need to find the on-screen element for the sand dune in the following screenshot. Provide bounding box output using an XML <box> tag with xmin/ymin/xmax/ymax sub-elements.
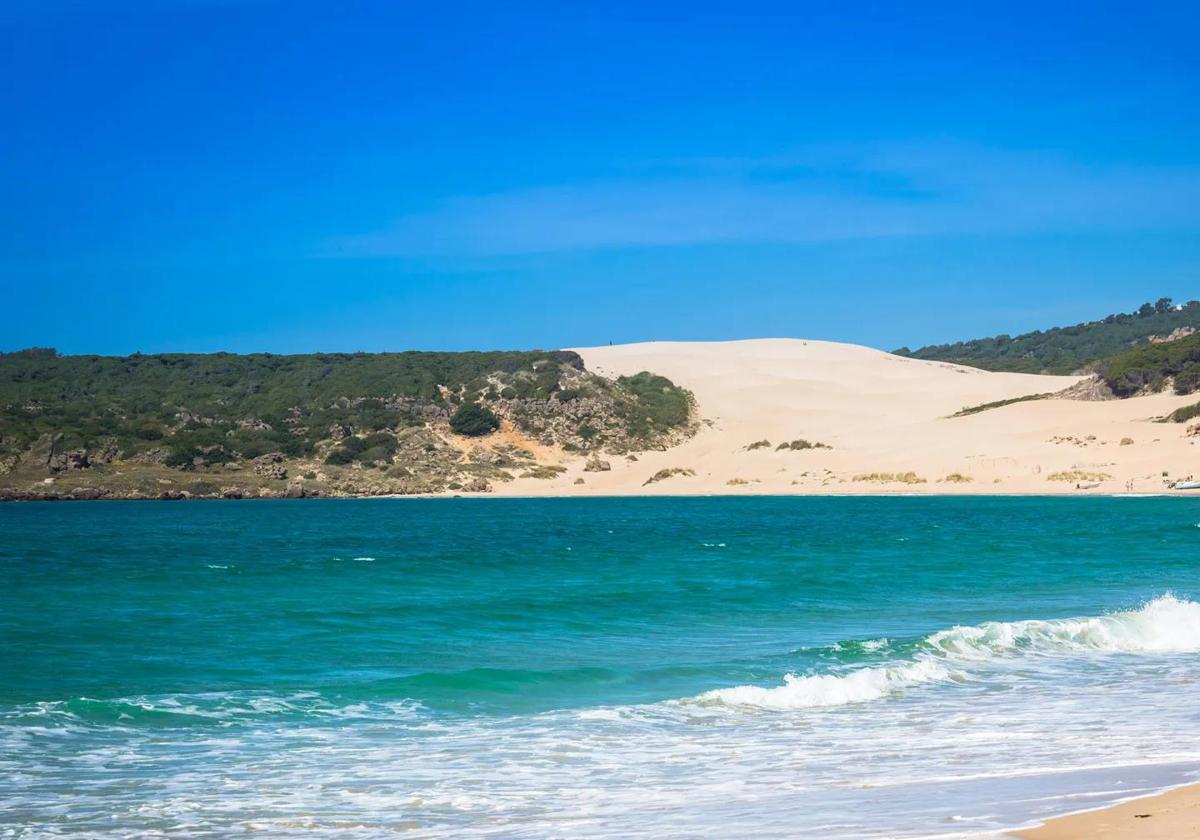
<box><xmin>487</xmin><ymin>338</ymin><xmax>1199</xmax><ymax>496</ymax></box>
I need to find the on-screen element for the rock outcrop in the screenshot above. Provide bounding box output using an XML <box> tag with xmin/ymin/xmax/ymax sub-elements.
<box><xmin>252</xmin><ymin>453</ymin><xmax>288</xmax><ymax>480</ymax></box>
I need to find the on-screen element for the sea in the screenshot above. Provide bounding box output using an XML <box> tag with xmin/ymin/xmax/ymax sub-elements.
<box><xmin>2</xmin><ymin>496</ymin><xmax>1199</xmax><ymax>838</ymax></box>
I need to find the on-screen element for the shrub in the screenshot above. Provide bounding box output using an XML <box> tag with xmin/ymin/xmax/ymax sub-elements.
<box><xmin>324</xmin><ymin>447</ymin><xmax>355</xmax><ymax>465</ymax></box>
<box><xmin>1165</xmin><ymin>401</ymin><xmax>1200</xmax><ymax>423</ymax></box>
<box><xmin>450</xmin><ymin>403</ymin><xmax>500</xmax><ymax>437</ymax></box>
<box><xmin>853</xmin><ymin>472</ymin><xmax>926</xmax><ymax>484</ymax></box>
<box><xmin>618</xmin><ymin>372</ymin><xmax>690</xmax><ymax>437</ymax></box>
<box><xmin>164</xmin><ymin>444</ymin><xmax>231</xmax><ymax>470</ymax></box>
<box><xmin>339</xmin><ymin>436</ymin><xmax>370</xmax><ymax>455</ymax></box>
<box><xmin>521</xmin><ymin>464</ymin><xmax>567</xmax><ymax>479</ymax></box>
<box><xmin>776</xmin><ymin>439</ymin><xmax>830</xmax><ymax>451</ymax></box>
<box><xmin>1046</xmin><ymin>470</ymin><xmax>1110</xmax><ymax>482</ymax></box>
<box><xmin>951</xmin><ymin>393</ymin><xmax>1050</xmax><ymax>417</ymax></box>
<box><xmin>128</xmin><ymin>422</ymin><xmax>164</xmax><ymax>441</ymax></box>
<box><xmin>359</xmin><ymin>445</ymin><xmax>394</xmax><ymax>464</ymax></box>
<box><xmin>643</xmin><ymin>467</ymin><xmax>696</xmax><ymax>485</ymax></box>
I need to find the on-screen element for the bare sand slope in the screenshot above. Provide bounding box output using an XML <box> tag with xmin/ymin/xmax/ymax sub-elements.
<box><xmin>489</xmin><ymin>339</ymin><xmax>1199</xmax><ymax>496</ymax></box>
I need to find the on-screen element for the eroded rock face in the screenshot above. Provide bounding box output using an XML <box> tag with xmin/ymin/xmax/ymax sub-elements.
<box><xmin>253</xmin><ymin>453</ymin><xmax>288</xmax><ymax>480</ymax></box>
<box><xmin>1149</xmin><ymin>326</ymin><xmax>1196</xmax><ymax>344</ymax></box>
<box><xmin>48</xmin><ymin>449</ymin><xmax>90</xmax><ymax>472</ymax></box>
<box><xmin>47</xmin><ymin>442</ymin><xmax>113</xmax><ymax>473</ymax></box>
<box><xmin>463</xmin><ymin>477</ymin><xmax>492</xmax><ymax>493</ymax></box>
<box><xmin>584</xmin><ymin>458</ymin><xmax>611</xmax><ymax>472</ymax></box>
<box><xmin>328</xmin><ymin>423</ymin><xmax>352</xmax><ymax>441</ymax></box>
<box><xmin>1057</xmin><ymin>376</ymin><xmax>1116</xmax><ymax>402</ymax></box>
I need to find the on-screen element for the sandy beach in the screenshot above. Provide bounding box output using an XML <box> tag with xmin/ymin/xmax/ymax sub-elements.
<box><xmin>1013</xmin><ymin>782</ymin><xmax>1200</xmax><ymax>838</ymax></box>
<box><xmin>479</xmin><ymin>338</ymin><xmax>1199</xmax><ymax>497</ymax></box>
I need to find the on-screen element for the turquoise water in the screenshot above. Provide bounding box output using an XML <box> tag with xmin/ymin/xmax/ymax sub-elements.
<box><xmin>3</xmin><ymin>497</ymin><xmax>1200</xmax><ymax>837</ymax></box>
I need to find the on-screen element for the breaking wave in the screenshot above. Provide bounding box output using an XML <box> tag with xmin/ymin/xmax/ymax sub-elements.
<box><xmin>693</xmin><ymin>594</ymin><xmax>1200</xmax><ymax>711</ymax></box>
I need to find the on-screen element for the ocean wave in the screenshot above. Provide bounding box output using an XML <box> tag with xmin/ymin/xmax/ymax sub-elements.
<box><xmin>926</xmin><ymin>593</ymin><xmax>1200</xmax><ymax>658</ymax></box>
<box><xmin>5</xmin><ymin>692</ymin><xmax>428</xmax><ymax>729</ymax></box>
<box><xmin>691</xmin><ymin>594</ymin><xmax>1200</xmax><ymax>711</ymax></box>
<box><xmin>695</xmin><ymin>659</ymin><xmax>954</xmax><ymax>710</ymax></box>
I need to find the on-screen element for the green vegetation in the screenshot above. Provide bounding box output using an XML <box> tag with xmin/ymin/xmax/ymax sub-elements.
<box><xmin>521</xmin><ymin>464</ymin><xmax>567</xmax><ymax>479</ymax></box>
<box><xmin>941</xmin><ymin>473</ymin><xmax>973</xmax><ymax>483</ymax></box>
<box><xmin>617</xmin><ymin>372</ymin><xmax>691</xmax><ymax>438</ymax></box>
<box><xmin>0</xmin><ymin>348</ymin><xmax>583</xmax><ymax>461</ymax></box>
<box><xmin>951</xmin><ymin>393</ymin><xmax>1052</xmax><ymax>417</ymax></box>
<box><xmin>0</xmin><ymin>348</ymin><xmax>694</xmax><ymax>501</ymax></box>
<box><xmin>775</xmin><ymin>439</ymin><xmax>830</xmax><ymax>450</ymax></box>
<box><xmin>745</xmin><ymin>440</ymin><xmax>772</xmax><ymax>450</ymax></box>
<box><xmin>1096</xmin><ymin>332</ymin><xmax>1200</xmax><ymax>397</ymax></box>
<box><xmin>852</xmin><ymin>472</ymin><xmax>927</xmax><ymax>484</ymax></box>
<box><xmin>449</xmin><ymin>403</ymin><xmax>501</xmax><ymax>437</ymax></box>
<box><xmin>895</xmin><ymin>298</ymin><xmax>1200</xmax><ymax>374</ymax></box>
<box><xmin>643</xmin><ymin>467</ymin><xmax>696</xmax><ymax>485</ymax></box>
<box><xmin>324</xmin><ymin>432</ymin><xmax>399</xmax><ymax>465</ymax></box>
<box><xmin>1164</xmin><ymin>401</ymin><xmax>1200</xmax><ymax>424</ymax></box>
<box><xmin>1046</xmin><ymin>470</ymin><xmax>1110</xmax><ymax>482</ymax></box>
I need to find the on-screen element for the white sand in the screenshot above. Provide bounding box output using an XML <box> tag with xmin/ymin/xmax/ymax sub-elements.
<box><xmin>486</xmin><ymin>338</ymin><xmax>1199</xmax><ymax>496</ymax></box>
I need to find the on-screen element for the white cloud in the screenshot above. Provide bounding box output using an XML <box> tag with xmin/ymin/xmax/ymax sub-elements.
<box><xmin>325</xmin><ymin>141</ymin><xmax>1200</xmax><ymax>257</ymax></box>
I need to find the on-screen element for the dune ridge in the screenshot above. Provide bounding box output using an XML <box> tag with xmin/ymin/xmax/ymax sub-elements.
<box><xmin>487</xmin><ymin>338</ymin><xmax>1199</xmax><ymax>496</ymax></box>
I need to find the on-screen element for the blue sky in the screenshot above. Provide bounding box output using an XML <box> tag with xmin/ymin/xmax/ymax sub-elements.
<box><xmin>2</xmin><ymin>1</ymin><xmax>1197</xmax><ymax>354</ymax></box>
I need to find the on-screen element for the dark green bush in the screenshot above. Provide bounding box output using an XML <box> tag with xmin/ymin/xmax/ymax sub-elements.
<box><xmin>618</xmin><ymin>372</ymin><xmax>691</xmax><ymax>437</ymax></box>
<box><xmin>359</xmin><ymin>445</ymin><xmax>394</xmax><ymax>464</ymax></box>
<box><xmin>324</xmin><ymin>447</ymin><xmax>355</xmax><ymax>465</ymax></box>
<box><xmin>339</xmin><ymin>436</ymin><xmax>370</xmax><ymax>455</ymax></box>
<box><xmin>450</xmin><ymin>403</ymin><xmax>500</xmax><ymax>436</ymax></box>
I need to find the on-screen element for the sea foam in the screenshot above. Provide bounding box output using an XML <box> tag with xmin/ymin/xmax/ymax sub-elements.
<box><xmin>694</xmin><ymin>595</ymin><xmax>1200</xmax><ymax>711</ymax></box>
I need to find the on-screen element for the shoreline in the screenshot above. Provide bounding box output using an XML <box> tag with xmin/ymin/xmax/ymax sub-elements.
<box><xmin>1010</xmin><ymin>781</ymin><xmax>1200</xmax><ymax>838</ymax></box>
<box><xmin>0</xmin><ymin>489</ymin><xmax>1195</xmax><ymax>502</ymax></box>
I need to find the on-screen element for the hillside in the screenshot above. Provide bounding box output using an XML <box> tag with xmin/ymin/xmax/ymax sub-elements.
<box><xmin>0</xmin><ymin>348</ymin><xmax>694</xmax><ymax>499</ymax></box>
<box><xmin>467</xmin><ymin>338</ymin><xmax>1193</xmax><ymax>497</ymax></box>
<box><xmin>1095</xmin><ymin>331</ymin><xmax>1200</xmax><ymax>397</ymax></box>
<box><xmin>4</xmin><ymin>338</ymin><xmax>1200</xmax><ymax>500</ymax></box>
<box><xmin>894</xmin><ymin>298</ymin><xmax>1200</xmax><ymax>374</ymax></box>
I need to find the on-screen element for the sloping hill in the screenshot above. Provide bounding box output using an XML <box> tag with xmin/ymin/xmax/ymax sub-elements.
<box><xmin>0</xmin><ymin>348</ymin><xmax>693</xmax><ymax>499</ymax></box>
<box><xmin>895</xmin><ymin>298</ymin><xmax>1200</xmax><ymax>374</ymax></box>
<box><xmin>1096</xmin><ymin>332</ymin><xmax>1200</xmax><ymax>397</ymax></box>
